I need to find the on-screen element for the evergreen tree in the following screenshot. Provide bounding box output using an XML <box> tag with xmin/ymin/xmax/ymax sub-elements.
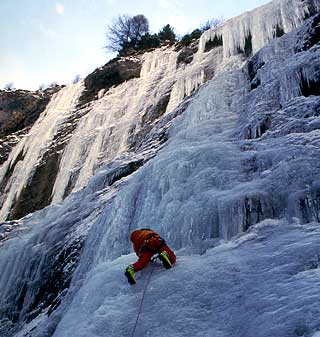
<box><xmin>190</xmin><ymin>29</ymin><xmax>202</xmax><ymax>40</ymax></box>
<box><xmin>180</xmin><ymin>34</ymin><xmax>192</xmax><ymax>46</ymax></box>
<box><xmin>181</xmin><ymin>29</ymin><xmax>202</xmax><ymax>46</ymax></box>
<box><xmin>137</xmin><ymin>33</ymin><xmax>161</xmax><ymax>50</ymax></box>
<box><xmin>158</xmin><ymin>24</ymin><xmax>176</xmax><ymax>42</ymax></box>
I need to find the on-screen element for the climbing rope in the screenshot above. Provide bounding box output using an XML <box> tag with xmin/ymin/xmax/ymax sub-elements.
<box><xmin>131</xmin><ymin>264</ymin><xmax>155</xmax><ymax>337</ymax></box>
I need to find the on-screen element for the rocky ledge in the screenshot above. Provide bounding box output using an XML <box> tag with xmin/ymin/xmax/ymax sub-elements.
<box><xmin>0</xmin><ymin>86</ymin><xmax>62</xmax><ymax>165</ymax></box>
<box><xmin>78</xmin><ymin>57</ymin><xmax>142</xmax><ymax>106</ymax></box>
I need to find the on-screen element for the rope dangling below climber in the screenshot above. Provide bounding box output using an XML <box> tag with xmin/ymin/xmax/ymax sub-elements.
<box><xmin>131</xmin><ymin>265</ymin><xmax>155</xmax><ymax>337</ymax></box>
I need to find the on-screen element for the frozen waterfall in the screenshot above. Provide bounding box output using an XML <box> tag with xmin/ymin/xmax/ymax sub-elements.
<box><xmin>0</xmin><ymin>1</ymin><xmax>319</xmax><ymax>337</ymax></box>
<box><xmin>1</xmin><ymin>0</ymin><xmax>318</xmax><ymax>220</ymax></box>
<box><xmin>199</xmin><ymin>0</ymin><xmax>320</xmax><ymax>57</ymax></box>
<box><xmin>0</xmin><ymin>82</ymin><xmax>84</xmax><ymax>221</ymax></box>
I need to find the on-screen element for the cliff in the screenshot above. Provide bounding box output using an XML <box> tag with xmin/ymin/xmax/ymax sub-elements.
<box><xmin>0</xmin><ymin>88</ymin><xmax>61</xmax><ymax>165</ymax></box>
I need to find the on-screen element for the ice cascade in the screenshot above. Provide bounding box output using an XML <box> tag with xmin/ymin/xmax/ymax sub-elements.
<box><xmin>199</xmin><ymin>0</ymin><xmax>320</xmax><ymax>57</ymax></box>
<box><xmin>0</xmin><ymin>3</ymin><xmax>319</xmax><ymax>337</ymax></box>
<box><xmin>0</xmin><ymin>82</ymin><xmax>84</xmax><ymax>220</ymax></box>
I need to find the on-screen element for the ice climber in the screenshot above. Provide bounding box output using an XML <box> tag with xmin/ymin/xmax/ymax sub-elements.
<box><xmin>125</xmin><ymin>229</ymin><xmax>176</xmax><ymax>285</ymax></box>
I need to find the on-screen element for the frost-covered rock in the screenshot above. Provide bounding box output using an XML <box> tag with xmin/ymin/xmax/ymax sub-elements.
<box><xmin>78</xmin><ymin>56</ymin><xmax>143</xmax><ymax>106</ymax></box>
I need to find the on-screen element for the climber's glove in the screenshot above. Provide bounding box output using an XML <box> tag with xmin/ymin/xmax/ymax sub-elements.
<box><xmin>125</xmin><ymin>264</ymin><xmax>136</xmax><ymax>285</ymax></box>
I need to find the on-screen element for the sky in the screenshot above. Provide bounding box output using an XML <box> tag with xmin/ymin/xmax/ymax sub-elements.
<box><xmin>0</xmin><ymin>0</ymin><xmax>270</xmax><ymax>91</ymax></box>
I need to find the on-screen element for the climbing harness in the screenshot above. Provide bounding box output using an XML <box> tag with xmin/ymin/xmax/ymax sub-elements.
<box><xmin>131</xmin><ymin>264</ymin><xmax>155</xmax><ymax>337</ymax></box>
<box><xmin>138</xmin><ymin>235</ymin><xmax>166</xmax><ymax>255</ymax></box>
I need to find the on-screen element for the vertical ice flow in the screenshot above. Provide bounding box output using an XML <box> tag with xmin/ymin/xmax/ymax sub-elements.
<box><xmin>3</xmin><ymin>0</ymin><xmax>319</xmax><ymax>214</ymax></box>
<box><xmin>0</xmin><ymin>82</ymin><xmax>84</xmax><ymax>220</ymax></box>
<box><xmin>198</xmin><ymin>0</ymin><xmax>319</xmax><ymax>58</ymax></box>
<box><xmin>51</xmin><ymin>47</ymin><xmax>209</xmax><ymax>203</ymax></box>
<box><xmin>0</xmin><ymin>2</ymin><xmax>319</xmax><ymax>336</ymax></box>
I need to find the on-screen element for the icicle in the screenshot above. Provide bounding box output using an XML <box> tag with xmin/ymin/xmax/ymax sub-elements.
<box><xmin>198</xmin><ymin>0</ymin><xmax>320</xmax><ymax>58</ymax></box>
<box><xmin>52</xmin><ymin>48</ymin><xmax>210</xmax><ymax>203</ymax></box>
<box><xmin>166</xmin><ymin>70</ymin><xmax>205</xmax><ymax>113</ymax></box>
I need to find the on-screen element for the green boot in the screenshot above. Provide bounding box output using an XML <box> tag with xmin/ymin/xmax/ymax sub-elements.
<box><xmin>125</xmin><ymin>265</ymin><xmax>136</xmax><ymax>285</ymax></box>
<box><xmin>159</xmin><ymin>251</ymin><xmax>172</xmax><ymax>269</ymax></box>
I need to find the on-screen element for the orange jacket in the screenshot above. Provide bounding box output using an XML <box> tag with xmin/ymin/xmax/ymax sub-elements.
<box><xmin>130</xmin><ymin>229</ymin><xmax>161</xmax><ymax>256</ymax></box>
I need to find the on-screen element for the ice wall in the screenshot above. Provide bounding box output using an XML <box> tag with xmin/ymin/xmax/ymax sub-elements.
<box><xmin>0</xmin><ymin>4</ymin><xmax>320</xmax><ymax>337</ymax></box>
<box><xmin>63</xmin><ymin>12</ymin><xmax>320</xmax><ymax>264</ymax></box>
<box><xmin>52</xmin><ymin>0</ymin><xmax>320</xmax><ymax>204</ymax></box>
<box><xmin>0</xmin><ymin>176</ymin><xmax>105</xmax><ymax>336</ymax></box>
<box><xmin>51</xmin><ymin>47</ymin><xmax>221</xmax><ymax>204</ymax></box>
<box><xmin>199</xmin><ymin>0</ymin><xmax>320</xmax><ymax>57</ymax></box>
<box><xmin>52</xmin><ymin>220</ymin><xmax>320</xmax><ymax>337</ymax></box>
<box><xmin>1</xmin><ymin>0</ymin><xmax>315</xmax><ymax>220</ymax></box>
<box><xmin>49</xmin><ymin>0</ymin><xmax>320</xmax><ymax>206</ymax></box>
<box><xmin>46</xmin><ymin>15</ymin><xmax>320</xmax><ymax>335</ymax></box>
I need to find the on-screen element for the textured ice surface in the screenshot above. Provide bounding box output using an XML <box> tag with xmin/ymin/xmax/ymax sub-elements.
<box><xmin>50</xmin><ymin>45</ymin><xmax>222</xmax><ymax>204</ymax></box>
<box><xmin>52</xmin><ymin>220</ymin><xmax>320</xmax><ymax>337</ymax></box>
<box><xmin>0</xmin><ymin>82</ymin><xmax>84</xmax><ymax>220</ymax></box>
<box><xmin>2</xmin><ymin>0</ymin><xmax>318</xmax><ymax>220</ymax></box>
<box><xmin>78</xmin><ymin>14</ymin><xmax>320</xmax><ymax>260</ymax></box>
<box><xmin>0</xmin><ymin>2</ymin><xmax>320</xmax><ymax>337</ymax></box>
<box><xmin>199</xmin><ymin>0</ymin><xmax>320</xmax><ymax>57</ymax></box>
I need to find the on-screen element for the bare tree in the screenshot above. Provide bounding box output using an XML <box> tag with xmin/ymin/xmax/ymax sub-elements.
<box><xmin>4</xmin><ymin>82</ymin><xmax>14</xmax><ymax>90</ymax></box>
<box><xmin>72</xmin><ymin>74</ymin><xmax>81</xmax><ymax>84</ymax></box>
<box><xmin>38</xmin><ymin>83</ymin><xmax>46</xmax><ymax>91</ymax></box>
<box><xmin>106</xmin><ymin>14</ymin><xmax>149</xmax><ymax>53</ymax></box>
<box><xmin>201</xmin><ymin>18</ymin><xmax>223</xmax><ymax>32</ymax></box>
<box><xmin>106</xmin><ymin>14</ymin><xmax>131</xmax><ymax>52</ymax></box>
<box><xmin>48</xmin><ymin>82</ymin><xmax>58</xmax><ymax>88</ymax></box>
<box><xmin>131</xmin><ymin>15</ymin><xmax>149</xmax><ymax>42</ymax></box>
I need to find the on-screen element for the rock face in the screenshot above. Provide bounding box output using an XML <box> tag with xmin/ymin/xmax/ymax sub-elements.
<box><xmin>0</xmin><ymin>130</ymin><xmax>27</xmax><ymax>166</ymax></box>
<box><xmin>0</xmin><ymin>87</ymin><xmax>62</xmax><ymax>165</ymax></box>
<box><xmin>176</xmin><ymin>41</ymin><xmax>198</xmax><ymax>66</ymax></box>
<box><xmin>0</xmin><ymin>90</ymin><xmax>48</xmax><ymax>137</ymax></box>
<box><xmin>78</xmin><ymin>57</ymin><xmax>142</xmax><ymax>106</ymax></box>
<box><xmin>0</xmin><ymin>87</ymin><xmax>62</xmax><ymax>137</ymax></box>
